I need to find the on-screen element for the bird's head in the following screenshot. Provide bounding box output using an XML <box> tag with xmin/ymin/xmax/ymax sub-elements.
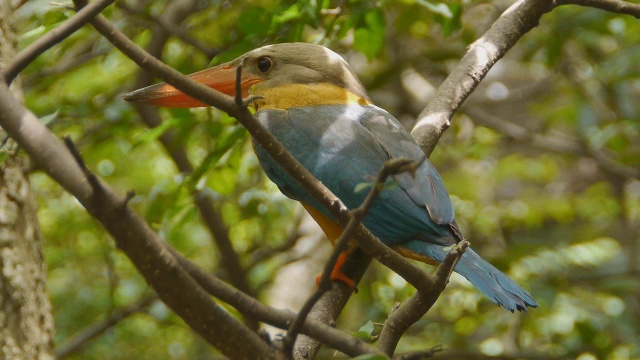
<box><xmin>123</xmin><ymin>43</ymin><xmax>370</xmax><ymax>110</ymax></box>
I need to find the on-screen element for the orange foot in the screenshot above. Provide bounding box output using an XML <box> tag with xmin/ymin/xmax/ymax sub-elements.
<box><xmin>315</xmin><ymin>251</ymin><xmax>358</xmax><ymax>292</ymax></box>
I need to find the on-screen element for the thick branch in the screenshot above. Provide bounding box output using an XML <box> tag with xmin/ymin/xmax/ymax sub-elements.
<box><xmin>2</xmin><ymin>0</ymin><xmax>115</xmax><ymax>85</ymax></box>
<box><xmin>291</xmin><ymin>252</ymin><xmax>371</xmax><ymax>359</ymax></box>
<box><xmin>411</xmin><ymin>0</ymin><xmax>555</xmax><ymax>156</ymax></box>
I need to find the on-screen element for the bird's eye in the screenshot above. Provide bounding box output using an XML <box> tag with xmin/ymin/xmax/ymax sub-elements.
<box><xmin>256</xmin><ymin>57</ymin><xmax>273</xmax><ymax>73</ymax></box>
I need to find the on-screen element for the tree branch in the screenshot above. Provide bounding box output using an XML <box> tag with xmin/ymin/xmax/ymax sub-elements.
<box><xmin>556</xmin><ymin>0</ymin><xmax>640</xmax><ymax>18</ymax></box>
<box><xmin>291</xmin><ymin>253</ymin><xmax>371</xmax><ymax>359</ymax></box>
<box><xmin>56</xmin><ymin>296</ymin><xmax>157</xmax><ymax>359</ymax></box>
<box><xmin>116</xmin><ymin>1</ymin><xmax>219</xmax><ymax>59</ymax></box>
<box><xmin>393</xmin><ymin>346</ymin><xmax>443</xmax><ymax>360</ymax></box>
<box><xmin>411</xmin><ymin>0</ymin><xmax>555</xmax><ymax>157</ymax></box>
<box><xmin>247</xmin><ymin>211</ymin><xmax>305</xmax><ymax>268</ymax></box>
<box><xmin>2</xmin><ymin>0</ymin><xmax>115</xmax><ymax>85</ymax></box>
<box><xmin>465</xmin><ymin>106</ymin><xmax>639</xmax><ymax>178</ymax></box>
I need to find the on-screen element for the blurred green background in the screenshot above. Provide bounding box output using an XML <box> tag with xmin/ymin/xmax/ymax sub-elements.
<box><xmin>11</xmin><ymin>0</ymin><xmax>640</xmax><ymax>358</ymax></box>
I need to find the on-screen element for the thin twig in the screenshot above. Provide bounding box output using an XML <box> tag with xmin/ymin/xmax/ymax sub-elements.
<box><xmin>56</xmin><ymin>296</ymin><xmax>157</xmax><ymax>359</ymax></box>
<box><xmin>235</xmin><ymin>65</ymin><xmax>244</xmax><ymax>107</ymax></box>
<box><xmin>247</xmin><ymin>212</ymin><xmax>305</xmax><ymax>268</ymax></box>
<box><xmin>557</xmin><ymin>0</ymin><xmax>640</xmax><ymax>18</ymax></box>
<box><xmin>116</xmin><ymin>1</ymin><xmax>219</xmax><ymax>58</ymax></box>
<box><xmin>377</xmin><ymin>242</ymin><xmax>468</xmax><ymax>356</ymax></box>
<box><xmin>282</xmin><ymin>215</ymin><xmax>357</xmax><ymax>355</ymax></box>
<box><xmin>2</xmin><ymin>0</ymin><xmax>115</xmax><ymax>85</ymax></box>
<box><xmin>62</xmin><ymin>136</ymin><xmax>103</xmax><ymax>194</ymax></box>
<box><xmin>466</xmin><ymin>107</ymin><xmax>638</xmax><ymax>178</ymax></box>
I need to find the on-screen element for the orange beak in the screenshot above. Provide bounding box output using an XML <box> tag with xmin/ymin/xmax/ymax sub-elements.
<box><xmin>122</xmin><ymin>64</ymin><xmax>263</xmax><ymax>108</ymax></box>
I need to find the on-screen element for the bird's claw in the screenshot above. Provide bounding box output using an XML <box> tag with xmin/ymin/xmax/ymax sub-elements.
<box><xmin>315</xmin><ymin>251</ymin><xmax>358</xmax><ymax>293</ymax></box>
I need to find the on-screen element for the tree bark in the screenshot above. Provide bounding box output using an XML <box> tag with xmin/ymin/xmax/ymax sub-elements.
<box><xmin>0</xmin><ymin>1</ymin><xmax>55</xmax><ymax>359</ymax></box>
<box><xmin>0</xmin><ymin>158</ymin><xmax>55</xmax><ymax>360</ymax></box>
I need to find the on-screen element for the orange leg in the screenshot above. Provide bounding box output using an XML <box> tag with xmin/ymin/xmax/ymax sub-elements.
<box><xmin>301</xmin><ymin>202</ymin><xmax>359</xmax><ymax>290</ymax></box>
<box><xmin>315</xmin><ymin>250</ymin><xmax>357</xmax><ymax>289</ymax></box>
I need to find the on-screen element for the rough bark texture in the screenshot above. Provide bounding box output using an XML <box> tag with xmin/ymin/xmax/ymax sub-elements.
<box><xmin>0</xmin><ymin>157</ymin><xmax>55</xmax><ymax>360</ymax></box>
<box><xmin>0</xmin><ymin>2</ymin><xmax>56</xmax><ymax>359</ymax></box>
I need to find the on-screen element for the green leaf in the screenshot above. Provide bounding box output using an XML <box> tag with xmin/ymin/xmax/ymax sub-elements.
<box><xmin>20</xmin><ymin>9</ymin><xmax>70</xmax><ymax>46</ymax></box>
<box><xmin>274</xmin><ymin>4</ymin><xmax>302</xmax><ymax>24</ymax></box>
<box><xmin>38</xmin><ymin>109</ymin><xmax>59</xmax><ymax>126</ymax></box>
<box><xmin>439</xmin><ymin>4</ymin><xmax>462</xmax><ymax>36</ymax></box>
<box><xmin>352</xmin><ymin>320</ymin><xmax>383</xmax><ymax>343</ymax></box>
<box><xmin>353</xmin><ymin>9</ymin><xmax>386</xmax><ymax>60</ymax></box>
<box><xmin>442</xmin><ymin>244</ymin><xmax>457</xmax><ymax>252</ymax></box>
<box><xmin>354</xmin><ymin>182</ymin><xmax>374</xmax><ymax>193</ymax></box>
<box><xmin>383</xmin><ymin>180</ymin><xmax>399</xmax><ymax>192</ymax></box>
<box><xmin>359</xmin><ymin>320</ymin><xmax>375</xmax><ymax>334</ymax></box>
<box><xmin>134</xmin><ymin>118</ymin><xmax>181</xmax><ymax>145</ymax></box>
<box><xmin>43</xmin><ymin>9</ymin><xmax>69</xmax><ymax>26</ymax></box>
<box><xmin>416</xmin><ymin>0</ymin><xmax>453</xmax><ymax>18</ymax></box>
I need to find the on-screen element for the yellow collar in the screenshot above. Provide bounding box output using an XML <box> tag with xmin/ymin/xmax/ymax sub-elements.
<box><xmin>250</xmin><ymin>83</ymin><xmax>370</xmax><ymax>110</ymax></box>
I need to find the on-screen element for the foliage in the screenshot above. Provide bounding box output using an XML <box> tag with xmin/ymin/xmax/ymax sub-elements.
<box><xmin>9</xmin><ymin>0</ymin><xmax>640</xmax><ymax>359</ymax></box>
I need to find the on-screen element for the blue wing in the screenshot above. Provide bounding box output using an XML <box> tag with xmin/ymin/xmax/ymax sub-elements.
<box><xmin>359</xmin><ymin>112</ymin><xmax>455</xmax><ymax>225</ymax></box>
<box><xmin>252</xmin><ymin>104</ymin><xmax>457</xmax><ymax>246</ymax></box>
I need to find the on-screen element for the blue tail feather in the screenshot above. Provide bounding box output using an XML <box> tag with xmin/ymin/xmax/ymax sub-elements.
<box><xmin>405</xmin><ymin>241</ymin><xmax>538</xmax><ymax>312</ymax></box>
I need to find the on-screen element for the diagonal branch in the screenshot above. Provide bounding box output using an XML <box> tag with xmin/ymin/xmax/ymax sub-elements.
<box><xmin>411</xmin><ymin>0</ymin><xmax>555</xmax><ymax>157</ymax></box>
<box><xmin>56</xmin><ymin>296</ymin><xmax>157</xmax><ymax>359</ymax></box>
<box><xmin>115</xmin><ymin>1</ymin><xmax>219</xmax><ymax>58</ymax></box>
<box><xmin>465</xmin><ymin>106</ymin><xmax>639</xmax><ymax>179</ymax></box>
<box><xmin>2</xmin><ymin>0</ymin><xmax>115</xmax><ymax>85</ymax></box>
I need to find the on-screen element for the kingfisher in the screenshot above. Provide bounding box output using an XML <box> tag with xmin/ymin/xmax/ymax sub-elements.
<box><xmin>123</xmin><ymin>43</ymin><xmax>537</xmax><ymax>312</ymax></box>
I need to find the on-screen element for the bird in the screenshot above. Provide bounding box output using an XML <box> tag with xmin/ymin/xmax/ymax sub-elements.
<box><xmin>123</xmin><ymin>43</ymin><xmax>537</xmax><ymax>312</ymax></box>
